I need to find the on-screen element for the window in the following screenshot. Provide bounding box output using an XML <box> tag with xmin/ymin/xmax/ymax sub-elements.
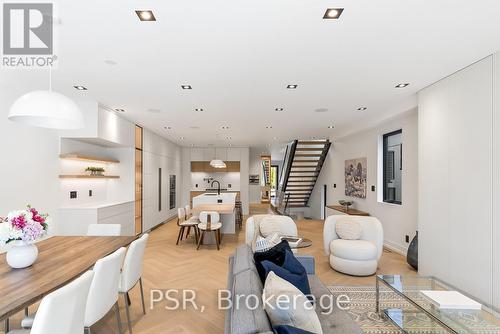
<box><xmin>382</xmin><ymin>130</ymin><xmax>402</xmax><ymax>204</ymax></box>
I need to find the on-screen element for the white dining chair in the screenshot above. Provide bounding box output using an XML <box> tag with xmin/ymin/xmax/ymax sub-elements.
<box><xmin>84</xmin><ymin>247</ymin><xmax>126</xmax><ymax>334</ymax></box>
<box><xmin>184</xmin><ymin>204</ymin><xmax>200</xmax><ymax>240</ymax></box>
<box><xmin>119</xmin><ymin>234</ymin><xmax>149</xmax><ymax>333</ymax></box>
<box><xmin>176</xmin><ymin>207</ymin><xmax>199</xmax><ymax>245</ymax></box>
<box><xmin>11</xmin><ymin>271</ymin><xmax>94</xmax><ymax>334</ymax></box>
<box><xmin>87</xmin><ymin>224</ymin><xmax>122</xmax><ymax>236</ymax></box>
<box><xmin>197</xmin><ymin>211</ymin><xmax>222</xmax><ymax>250</ymax></box>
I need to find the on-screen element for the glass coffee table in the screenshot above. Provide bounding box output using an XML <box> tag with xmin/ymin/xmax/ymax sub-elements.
<box><xmin>376</xmin><ymin>275</ymin><xmax>500</xmax><ymax>334</ymax></box>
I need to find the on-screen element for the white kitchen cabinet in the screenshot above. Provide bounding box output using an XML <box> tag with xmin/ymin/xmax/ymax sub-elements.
<box><xmin>215</xmin><ymin>147</ymin><xmax>227</xmax><ymax>160</ymax></box>
<box><xmin>203</xmin><ymin>147</ymin><xmax>216</xmax><ymax>161</ymax></box>
<box><xmin>227</xmin><ymin>147</ymin><xmax>241</xmax><ymax>161</ymax></box>
<box><xmin>190</xmin><ymin>148</ymin><xmax>204</xmax><ymax>161</ymax></box>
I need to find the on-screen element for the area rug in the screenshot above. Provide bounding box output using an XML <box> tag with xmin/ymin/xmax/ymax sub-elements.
<box><xmin>328</xmin><ymin>286</ymin><xmax>500</xmax><ymax>334</ymax></box>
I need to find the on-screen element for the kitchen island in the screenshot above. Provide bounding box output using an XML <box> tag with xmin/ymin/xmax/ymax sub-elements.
<box><xmin>192</xmin><ymin>192</ymin><xmax>237</xmax><ymax>235</ymax></box>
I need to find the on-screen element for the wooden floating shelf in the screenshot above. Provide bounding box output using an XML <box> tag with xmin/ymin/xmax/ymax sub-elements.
<box><xmin>59</xmin><ymin>154</ymin><xmax>120</xmax><ymax>164</ymax></box>
<box><xmin>59</xmin><ymin>175</ymin><xmax>120</xmax><ymax>179</ymax></box>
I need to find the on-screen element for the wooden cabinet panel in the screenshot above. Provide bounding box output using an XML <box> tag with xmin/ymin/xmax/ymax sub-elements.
<box><xmin>225</xmin><ymin>161</ymin><xmax>240</xmax><ymax>172</ymax></box>
<box><xmin>191</xmin><ymin>161</ymin><xmax>206</xmax><ymax>172</ymax></box>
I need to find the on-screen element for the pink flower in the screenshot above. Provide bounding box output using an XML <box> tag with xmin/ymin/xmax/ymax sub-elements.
<box><xmin>11</xmin><ymin>215</ymin><xmax>27</xmax><ymax>229</ymax></box>
<box><xmin>29</xmin><ymin>208</ymin><xmax>39</xmax><ymax>217</ymax></box>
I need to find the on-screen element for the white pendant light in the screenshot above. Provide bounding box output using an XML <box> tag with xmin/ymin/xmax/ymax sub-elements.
<box><xmin>210</xmin><ymin>159</ymin><xmax>226</xmax><ymax>168</ymax></box>
<box><xmin>8</xmin><ymin>65</ymin><xmax>84</xmax><ymax>129</ymax></box>
<box><xmin>8</xmin><ymin>90</ymin><xmax>84</xmax><ymax>129</ymax></box>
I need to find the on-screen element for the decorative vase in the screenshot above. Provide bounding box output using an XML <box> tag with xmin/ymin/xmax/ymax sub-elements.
<box><xmin>406</xmin><ymin>231</ymin><xmax>418</xmax><ymax>271</ymax></box>
<box><xmin>6</xmin><ymin>241</ymin><xmax>38</xmax><ymax>269</ymax></box>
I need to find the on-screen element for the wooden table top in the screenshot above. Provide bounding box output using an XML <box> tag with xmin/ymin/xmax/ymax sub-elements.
<box><xmin>327</xmin><ymin>205</ymin><xmax>370</xmax><ymax>216</ymax></box>
<box><xmin>0</xmin><ymin>236</ymin><xmax>135</xmax><ymax>320</ymax></box>
<box><xmin>192</xmin><ymin>203</ymin><xmax>235</xmax><ymax>215</ymax></box>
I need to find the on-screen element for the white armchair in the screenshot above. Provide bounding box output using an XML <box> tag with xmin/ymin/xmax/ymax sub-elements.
<box><xmin>323</xmin><ymin>215</ymin><xmax>383</xmax><ymax>276</ymax></box>
<box><xmin>245</xmin><ymin>215</ymin><xmax>298</xmax><ymax>246</ymax></box>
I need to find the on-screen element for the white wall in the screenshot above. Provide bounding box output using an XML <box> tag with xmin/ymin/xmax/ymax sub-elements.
<box><xmin>419</xmin><ymin>54</ymin><xmax>500</xmax><ymax>310</ymax></box>
<box><xmin>249</xmin><ymin>148</ymin><xmax>263</xmax><ymax>203</ymax></box>
<box><xmin>309</xmin><ymin>109</ymin><xmax>418</xmax><ymax>255</ymax></box>
<box><xmin>142</xmin><ymin>129</ymin><xmax>182</xmax><ymax>231</ymax></box>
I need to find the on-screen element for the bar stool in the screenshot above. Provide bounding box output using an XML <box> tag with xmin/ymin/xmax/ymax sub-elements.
<box><xmin>235</xmin><ymin>201</ymin><xmax>243</xmax><ymax>229</ymax></box>
<box><xmin>197</xmin><ymin>211</ymin><xmax>222</xmax><ymax>250</ymax></box>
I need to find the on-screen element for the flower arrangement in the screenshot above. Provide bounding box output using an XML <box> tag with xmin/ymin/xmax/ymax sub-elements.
<box><xmin>85</xmin><ymin>166</ymin><xmax>105</xmax><ymax>175</ymax></box>
<box><xmin>0</xmin><ymin>205</ymin><xmax>49</xmax><ymax>244</ymax></box>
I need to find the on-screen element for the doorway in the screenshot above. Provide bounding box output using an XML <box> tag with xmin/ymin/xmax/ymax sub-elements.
<box><xmin>270</xmin><ymin>165</ymin><xmax>279</xmax><ymax>198</ymax></box>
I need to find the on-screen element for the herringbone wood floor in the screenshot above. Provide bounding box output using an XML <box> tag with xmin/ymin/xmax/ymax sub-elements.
<box><xmin>2</xmin><ymin>204</ymin><xmax>415</xmax><ymax>334</ymax></box>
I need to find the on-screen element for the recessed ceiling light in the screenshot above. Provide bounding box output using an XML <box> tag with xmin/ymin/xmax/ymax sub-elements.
<box><xmin>221</xmin><ymin>126</ymin><xmax>230</xmax><ymax>130</ymax></box>
<box><xmin>114</xmin><ymin>108</ymin><xmax>125</xmax><ymax>112</ymax></box>
<box><xmin>266</xmin><ymin>126</ymin><xmax>273</xmax><ymax>129</ymax></box>
<box><xmin>147</xmin><ymin>108</ymin><xmax>161</xmax><ymax>113</ymax></box>
<box><xmin>314</xmin><ymin>108</ymin><xmax>328</xmax><ymax>113</ymax></box>
<box><xmin>395</xmin><ymin>83</ymin><xmax>410</xmax><ymax>88</ymax></box>
<box><xmin>179</xmin><ymin>136</ymin><xmax>185</xmax><ymax>140</ymax></box>
<box><xmin>328</xmin><ymin>125</ymin><xmax>334</xmax><ymax>129</ymax></box>
<box><xmin>286</xmin><ymin>85</ymin><xmax>298</xmax><ymax>89</ymax></box>
<box><xmin>225</xmin><ymin>136</ymin><xmax>232</xmax><ymax>140</ymax></box>
<box><xmin>73</xmin><ymin>85</ymin><xmax>87</xmax><ymax>91</ymax></box>
<box><xmin>229</xmin><ymin>143</ymin><xmax>232</xmax><ymax>147</ymax></box>
<box><xmin>357</xmin><ymin>107</ymin><xmax>367</xmax><ymax>111</ymax></box>
<box><xmin>194</xmin><ymin>108</ymin><xmax>203</xmax><ymax>112</ymax></box>
<box><xmin>323</xmin><ymin>8</ymin><xmax>344</xmax><ymax>19</ymax></box>
<box><xmin>181</xmin><ymin>85</ymin><xmax>192</xmax><ymax>90</ymax></box>
<box><xmin>275</xmin><ymin>108</ymin><xmax>284</xmax><ymax>112</ymax></box>
<box><xmin>189</xmin><ymin>126</ymin><xmax>200</xmax><ymax>129</ymax></box>
<box><xmin>104</xmin><ymin>59</ymin><xmax>117</xmax><ymax>66</ymax></box>
<box><xmin>135</xmin><ymin>10</ymin><xmax>156</xmax><ymax>21</ymax></box>
<box><xmin>164</xmin><ymin>126</ymin><xmax>172</xmax><ymax>130</ymax></box>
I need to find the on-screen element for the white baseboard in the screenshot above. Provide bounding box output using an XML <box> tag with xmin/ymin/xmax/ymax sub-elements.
<box><xmin>384</xmin><ymin>239</ymin><xmax>408</xmax><ymax>256</ymax></box>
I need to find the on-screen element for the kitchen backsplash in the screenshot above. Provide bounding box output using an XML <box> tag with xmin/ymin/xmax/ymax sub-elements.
<box><xmin>191</xmin><ymin>172</ymin><xmax>240</xmax><ymax>190</ymax></box>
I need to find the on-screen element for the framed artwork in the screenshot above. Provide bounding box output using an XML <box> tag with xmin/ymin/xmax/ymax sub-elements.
<box><xmin>345</xmin><ymin>157</ymin><xmax>367</xmax><ymax>198</ymax></box>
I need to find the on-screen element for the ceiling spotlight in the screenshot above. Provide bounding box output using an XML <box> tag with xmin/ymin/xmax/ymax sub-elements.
<box><xmin>314</xmin><ymin>108</ymin><xmax>328</xmax><ymax>113</ymax></box>
<box><xmin>73</xmin><ymin>85</ymin><xmax>87</xmax><ymax>91</ymax></box>
<box><xmin>194</xmin><ymin>108</ymin><xmax>203</xmax><ymax>112</ymax></box>
<box><xmin>323</xmin><ymin>8</ymin><xmax>344</xmax><ymax>19</ymax></box>
<box><xmin>225</xmin><ymin>136</ymin><xmax>232</xmax><ymax>140</ymax></box>
<box><xmin>221</xmin><ymin>126</ymin><xmax>230</xmax><ymax>130</ymax></box>
<box><xmin>181</xmin><ymin>85</ymin><xmax>192</xmax><ymax>90</ymax></box>
<box><xmin>286</xmin><ymin>85</ymin><xmax>298</xmax><ymax>89</ymax></box>
<box><xmin>395</xmin><ymin>83</ymin><xmax>410</xmax><ymax>88</ymax></box>
<box><xmin>135</xmin><ymin>10</ymin><xmax>156</xmax><ymax>21</ymax></box>
<box><xmin>164</xmin><ymin>126</ymin><xmax>172</xmax><ymax>130</ymax></box>
<box><xmin>114</xmin><ymin>108</ymin><xmax>125</xmax><ymax>112</ymax></box>
<box><xmin>275</xmin><ymin>108</ymin><xmax>284</xmax><ymax>112</ymax></box>
<box><xmin>357</xmin><ymin>107</ymin><xmax>367</xmax><ymax>111</ymax></box>
<box><xmin>266</xmin><ymin>125</ymin><xmax>273</xmax><ymax>129</ymax></box>
<box><xmin>328</xmin><ymin>125</ymin><xmax>334</xmax><ymax>129</ymax></box>
<box><xmin>179</xmin><ymin>136</ymin><xmax>185</xmax><ymax>140</ymax></box>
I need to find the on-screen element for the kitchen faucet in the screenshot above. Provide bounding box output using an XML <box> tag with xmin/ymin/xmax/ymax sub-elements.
<box><xmin>211</xmin><ymin>180</ymin><xmax>221</xmax><ymax>195</ymax></box>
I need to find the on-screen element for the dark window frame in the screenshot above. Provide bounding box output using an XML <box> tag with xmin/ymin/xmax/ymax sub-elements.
<box><xmin>382</xmin><ymin>129</ymin><xmax>403</xmax><ymax>205</ymax></box>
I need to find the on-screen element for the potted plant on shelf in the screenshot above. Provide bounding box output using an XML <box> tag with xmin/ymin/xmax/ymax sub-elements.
<box><xmin>85</xmin><ymin>166</ymin><xmax>105</xmax><ymax>176</ymax></box>
<box><xmin>0</xmin><ymin>205</ymin><xmax>49</xmax><ymax>269</ymax></box>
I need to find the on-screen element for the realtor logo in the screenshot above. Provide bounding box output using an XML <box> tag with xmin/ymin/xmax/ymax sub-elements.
<box><xmin>2</xmin><ymin>3</ymin><xmax>55</xmax><ymax>68</ymax></box>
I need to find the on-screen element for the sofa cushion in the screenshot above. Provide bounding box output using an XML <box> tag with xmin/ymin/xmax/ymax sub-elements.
<box><xmin>330</xmin><ymin>239</ymin><xmax>377</xmax><ymax>261</ymax></box>
<box><xmin>233</xmin><ymin>244</ymin><xmax>255</xmax><ymax>275</ymax></box>
<box><xmin>263</xmin><ymin>272</ymin><xmax>323</xmax><ymax>334</ymax></box>
<box><xmin>274</xmin><ymin>325</ymin><xmax>315</xmax><ymax>334</ymax></box>
<box><xmin>232</xmin><ymin>269</ymin><xmax>272</xmax><ymax>334</ymax></box>
<box><xmin>335</xmin><ymin>218</ymin><xmax>362</xmax><ymax>240</ymax></box>
<box><xmin>254</xmin><ymin>240</ymin><xmax>291</xmax><ymax>282</ymax></box>
<box><xmin>261</xmin><ymin>249</ymin><xmax>311</xmax><ymax>298</ymax></box>
<box><xmin>307</xmin><ymin>275</ymin><xmax>362</xmax><ymax>333</ymax></box>
<box><xmin>255</xmin><ymin>233</ymin><xmax>282</xmax><ymax>253</ymax></box>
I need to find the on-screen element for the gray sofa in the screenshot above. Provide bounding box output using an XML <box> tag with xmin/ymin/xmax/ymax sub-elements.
<box><xmin>225</xmin><ymin>244</ymin><xmax>362</xmax><ymax>334</ymax></box>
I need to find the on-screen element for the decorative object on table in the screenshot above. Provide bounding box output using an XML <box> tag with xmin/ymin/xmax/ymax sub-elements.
<box><xmin>85</xmin><ymin>166</ymin><xmax>105</xmax><ymax>176</ymax></box>
<box><xmin>0</xmin><ymin>205</ymin><xmax>49</xmax><ymax>269</ymax></box>
<box><xmin>406</xmin><ymin>231</ymin><xmax>418</xmax><ymax>271</ymax></box>
<box><xmin>249</xmin><ymin>174</ymin><xmax>259</xmax><ymax>184</ymax></box>
<box><xmin>420</xmin><ymin>290</ymin><xmax>481</xmax><ymax>310</ymax></box>
<box><xmin>345</xmin><ymin>157</ymin><xmax>367</xmax><ymax>198</ymax></box>
<box><xmin>338</xmin><ymin>200</ymin><xmax>353</xmax><ymax>212</ymax></box>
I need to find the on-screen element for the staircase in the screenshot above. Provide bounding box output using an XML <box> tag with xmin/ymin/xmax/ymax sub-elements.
<box><xmin>274</xmin><ymin>139</ymin><xmax>331</xmax><ymax>214</ymax></box>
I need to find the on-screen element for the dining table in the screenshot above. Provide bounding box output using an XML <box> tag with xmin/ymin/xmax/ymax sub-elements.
<box><xmin>0</xmin><ymin>236</ymin><xmax>136</xmax><ymax>329</ymax></box>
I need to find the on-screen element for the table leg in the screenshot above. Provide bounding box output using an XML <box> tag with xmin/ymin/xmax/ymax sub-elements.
<box><xmin>5</xmin><ymin>318</ymin><xmax>9</xmax><ymax>332</ymax></box>
<box><xmin>375</xmin><ymin>277</ymin><xmax>380</xmax><ymax>314</ymax></box>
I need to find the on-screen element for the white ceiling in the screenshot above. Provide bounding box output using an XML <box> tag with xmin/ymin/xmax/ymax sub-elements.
<box><xmin>2</xmin><ymin>0</ymin><xmax>500</xmax><ymax>147</ymax></box>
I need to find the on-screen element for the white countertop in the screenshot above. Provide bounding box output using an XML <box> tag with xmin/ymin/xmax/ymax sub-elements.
<box><xmin>59</xmin><ymin>200</ymin><xmax>134</xmax><ymax>210</ymax></box>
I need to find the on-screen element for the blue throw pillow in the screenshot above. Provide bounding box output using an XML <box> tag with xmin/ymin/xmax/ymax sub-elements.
<box><xmin>274</xmin><ymin>325</ymin><xmax>315</xmax><ymax>334</ymax></box>
<box><xmin>261</xmin><ymin>249</ymin><xmax>311</xmax><ymax>297</ymax></box>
